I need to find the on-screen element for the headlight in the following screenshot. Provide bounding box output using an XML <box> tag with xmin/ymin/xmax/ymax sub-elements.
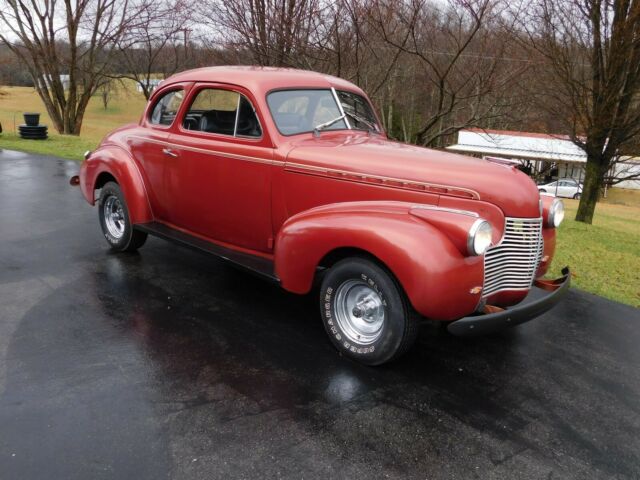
<box><xmin>467</xmin><ymin>219</ymin><xmax>493</xmax><ymax>256</ymax></box>
<box><xmin>547</xmin><ymin>198</ymin><xmax>565</xmax><ymax>228</ymax></box>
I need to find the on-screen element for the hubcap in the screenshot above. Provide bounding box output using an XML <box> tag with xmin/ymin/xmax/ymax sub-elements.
<box><xmin>334</xmin><ymin>279</ymin><xmax>385</xmax><ymax>345</ymax></box>
<box><xmin>103</xmin><ymin>195</ymin><xmax>125</xmax><ymax>239</ymax></box>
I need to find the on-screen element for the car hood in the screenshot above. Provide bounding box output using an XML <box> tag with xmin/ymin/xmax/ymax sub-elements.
<box><xmin>285</xmin><ymin>133</ymin><xmax>541</xmax><ymax>218</ymax></box>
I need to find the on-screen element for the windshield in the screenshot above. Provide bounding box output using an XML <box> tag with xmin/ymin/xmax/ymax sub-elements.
<box><xmin>267</xmin><ymin>89</ymin><xmax>380</xmax><ymax>136</ymax></box>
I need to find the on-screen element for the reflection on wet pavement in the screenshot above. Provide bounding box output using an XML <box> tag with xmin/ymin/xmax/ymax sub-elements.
<box><xmin>1</xmin><ymin>150</ymin><xmax>639</xmax><ymax>479</ymax></box>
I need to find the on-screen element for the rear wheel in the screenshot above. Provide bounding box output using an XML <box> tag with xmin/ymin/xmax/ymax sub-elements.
<box><xmin>319</xmin><ymin>257</ymin><xmax>419</xmax><ymax>365</ymax></box>
<box><xmin>98</xmin><ymin>181</ymin><xmax>147</xmax><ymax>252</ymax></box>
<box><xmin>573</xmin><ymin>193</ymin><xmax>581</xmax><ymax>199</ymax></box>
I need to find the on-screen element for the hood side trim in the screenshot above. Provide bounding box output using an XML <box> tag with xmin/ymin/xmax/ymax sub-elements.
<box><xmin>284</xmin><ymin>163</ymin><xmax>480</xmax><ymax>200</ymax></box>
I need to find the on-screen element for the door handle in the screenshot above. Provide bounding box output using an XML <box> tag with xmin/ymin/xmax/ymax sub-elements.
<box><xmin>163</xmin><ymin>148</ymin><xmax>178</xmax><ymax>158</ymax></box>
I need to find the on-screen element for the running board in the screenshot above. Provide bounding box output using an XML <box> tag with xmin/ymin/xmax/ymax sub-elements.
<box><xmin>136</xmin><ymin>222</ymin><xmax>278</xmax><ymax>283</ymax></box>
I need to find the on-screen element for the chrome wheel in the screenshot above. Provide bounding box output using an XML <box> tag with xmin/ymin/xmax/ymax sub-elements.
<box><xmin>103</xmin><ymin>195</ymin><xmax>125</xmax><ymax>239</ymax></box>
<box><xmin>334</xmin><ymin>279</ymin><xmax>385</xmax><ymax>345</ymax></box>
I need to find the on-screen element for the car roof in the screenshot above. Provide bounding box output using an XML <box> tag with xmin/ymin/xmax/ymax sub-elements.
<box><xmin>162</xmin><ymin>66</ymin><xmax>367</xmax><ymax>97</ymax></box>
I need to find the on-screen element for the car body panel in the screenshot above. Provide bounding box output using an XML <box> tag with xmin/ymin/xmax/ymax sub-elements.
<box><xmin>80</xmin><ymin>141</ymin><xmax>153</xmax><ymax>225</ymax></box>
<box><xmin>275</xmin><ymin>201</ymin><xmax>485</xmax><ymax>320</ymax></box>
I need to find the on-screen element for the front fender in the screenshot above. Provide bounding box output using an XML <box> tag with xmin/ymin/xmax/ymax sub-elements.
<box><xmin>274</xmin><ymin>202</ymin><xmax>485</xmax><ymax>321</ymax></box>
<box><xmin>80</xmin><ymin>145</ymin><xmax>153</xmax><ymax>224</ymax></box>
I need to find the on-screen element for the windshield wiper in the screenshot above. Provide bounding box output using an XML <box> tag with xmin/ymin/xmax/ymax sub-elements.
<box><xmin>313</xmin><ymin>113</ymin><xmax>346</xmax><ymax>136</ymax></box>
<box><xmin>344</xmin><ymin>111</ymin><xmax>378</xmax><ymax>134</ymax></box>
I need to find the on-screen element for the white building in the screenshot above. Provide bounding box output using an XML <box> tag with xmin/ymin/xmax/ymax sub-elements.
<box><xmin>614</xmin><ymin>161</ymin><xmax>640</xmax><ymax>189</ymax></box>
<box><xmin>136</xmin><ymin>79</ymin><xmax>163</xmax><ymax>93</ymax></box>
<box><xmin>447</xmin><ymin>129</ymin><xmax>639</xmax><ymax>189</ymax></box>
<box><xmin>40</xmin><ymin>74</ymin><xmax>71</xmax><ymax>90</ymax></box>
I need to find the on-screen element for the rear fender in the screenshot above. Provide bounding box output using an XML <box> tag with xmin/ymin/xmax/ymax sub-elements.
<box><xmin>80</xmin><ymin>145</ymin><xmax>153</xmax><ymax>224</ymax></box>
<box><xmin>274</xmin><ymin>201</ymin><xmax>485</xmax><ymax>320</ymax></box>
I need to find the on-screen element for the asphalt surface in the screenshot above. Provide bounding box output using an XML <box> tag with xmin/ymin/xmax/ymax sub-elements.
<box><xmin>1</xmin><ymin>149</ymin><xmax>639</xmax><ymax>480</ymax></box>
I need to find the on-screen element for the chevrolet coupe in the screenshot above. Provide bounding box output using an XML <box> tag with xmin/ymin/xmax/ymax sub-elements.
<box><xmin>72</xmin><ymin>66</ymin><xmax>570</xmax><ymax>365</ymax></box>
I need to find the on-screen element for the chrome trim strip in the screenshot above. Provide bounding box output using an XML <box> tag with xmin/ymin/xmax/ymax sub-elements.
<box><xmin>233</xmin><ymin>94</ymin><xmax>241</xmax><ymax>137</ymax></box>
<box><xmin>285</xmin><ymin>163</ymin><xmax>481</xmax><ymax>199</ymax></box>
<box><xmin>331</xmin><ymin>87</ymin><xmax>351</xmax><ymax>129</ymax></box>
<box><xmin>412</xmin><ymin>205</ymin><xmax>479</xmax><ymax>217</ymax></box>
<box><xmin>128</xmin><ymin>135</ymin><xmax>279</xmax><ymax>166</ymax></box>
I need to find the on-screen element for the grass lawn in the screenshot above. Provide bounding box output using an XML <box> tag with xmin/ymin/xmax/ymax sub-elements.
<box><xmin>0</xmin><ymin>84</ymin><xmax>145</xmax><ymax>160</ymax></box>
<box><xmin>548</xmin><ymin>196</ymin><xmax>640</xmax><ymax>308</ymax></box>
<box><xmin>1</xmin><ymin>83</ymin><xmax>639</xmax><ymax>307</ymax></box>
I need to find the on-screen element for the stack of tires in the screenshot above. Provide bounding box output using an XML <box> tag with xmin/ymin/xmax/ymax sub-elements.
<box><xmin>19</xmin><ymin>113</ymin><xmax>48</xmax><ymax>140</ymax></box>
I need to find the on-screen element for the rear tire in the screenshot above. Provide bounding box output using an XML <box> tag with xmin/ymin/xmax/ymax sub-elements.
<box><xmin>319</xmin><ymin>257</ymin><xmax>419</xmax><ymax>365</ymax></box>
<box><xmin>573</xmin><ymin>193</ymin><xmax>581</xmax><ymax>199</ymax></box>
<box><xmin>98</xmin><ymin>181</ymin><xmax>147</xmax><ymax>252</ymax></box>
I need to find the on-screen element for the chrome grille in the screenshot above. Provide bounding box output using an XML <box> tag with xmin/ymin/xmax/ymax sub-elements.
<box><xmin>483</xmin><ymin>217</ymin><xmax>543</xmax><ymax>297</ymax></box>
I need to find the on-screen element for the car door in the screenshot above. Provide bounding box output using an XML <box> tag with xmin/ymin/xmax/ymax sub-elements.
<box><xmin>165</xmin><ymin>84</ymin><xmax>274</xmax><ymax>253</ymax></box>
<box><xmin>559</xmin><ymin>180</ymin><xmax>573</xmax><ymax>197</ymax></box>
<box><xmin>544</xmin><ymin>181</ymin><xmax>558</xmax><ymax>195</ymax></box>
<box><xmin>128</xmin><ymin>85</ymin><xmax>189</xmax><ymax>220</ymax></box>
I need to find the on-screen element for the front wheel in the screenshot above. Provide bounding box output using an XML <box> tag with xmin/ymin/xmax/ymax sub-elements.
<box><xmin>98</xmin><ymin>181</ymin><xmax>147</xmax><ymax>252</ymax></box>
<box><xmin>573</xmin><ymin>193</ymin><xmax>581</xmax><ymax>199</ymax></box>
<box><xmin>319</xmin><ymin>257</ymin><xmax>419</xmax><ymax>365</ymax></box>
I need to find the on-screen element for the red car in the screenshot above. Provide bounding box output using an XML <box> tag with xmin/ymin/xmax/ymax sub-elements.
<box><xmin>73</xmin><ymin>66</ymin><xmax>570</xmax><ymax>365</ymax></box>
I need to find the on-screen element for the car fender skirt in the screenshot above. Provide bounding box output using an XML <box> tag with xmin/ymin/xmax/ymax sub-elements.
<box><xmin>447</xmin><ymin>267</ymin><xmax>571</xmax><ymax>336</ymax></box>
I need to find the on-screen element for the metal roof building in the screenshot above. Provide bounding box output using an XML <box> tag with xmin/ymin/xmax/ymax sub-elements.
<box><xmin>447</xmin><ymin>129</ymin><xmax>640</xmax><ymax>189</ymax></box>
<box><xmin>447</xmin><ymin>129</ymin><xmax>585</xmax><ymax>163</ymax></box>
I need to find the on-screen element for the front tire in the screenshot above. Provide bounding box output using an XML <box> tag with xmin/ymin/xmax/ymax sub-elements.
<box><xmin>573</xmin><ymin>193</ymin><xmax>581</xmax><ymax>199</ymax></box>
<box><xmin>98</xmin><ymin>181</ymin><xmax>147</xmax><ymax>252</ymax></box>
<box><xmin>319</xmin><ymin>257</ymin><xmax>419</xmax><ymax>365</ymax></box>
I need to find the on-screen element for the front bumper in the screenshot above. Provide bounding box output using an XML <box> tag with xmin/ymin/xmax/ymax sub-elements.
<box><xmin>447</xmin><ymin>267</ymin><xmax>571</xmax><ymax>336</ymax></box>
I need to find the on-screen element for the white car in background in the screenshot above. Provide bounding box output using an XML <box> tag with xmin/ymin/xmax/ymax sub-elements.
<box><xmin>538</xmin><ymin>179</ymin><xmax>583</xmax><ymax>199</ymax></box>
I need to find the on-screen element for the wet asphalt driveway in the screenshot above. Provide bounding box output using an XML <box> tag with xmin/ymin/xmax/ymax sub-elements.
<box><xmin>1</xmin><ymin>149</ymin><xmax>639</xmax><ymax>479</ymax></box>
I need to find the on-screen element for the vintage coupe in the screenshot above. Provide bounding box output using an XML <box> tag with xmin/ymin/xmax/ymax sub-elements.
<box><xmin>73</xmin><ymin>66</ymin><xmax>570</xmax><ymax>365</ymax></box>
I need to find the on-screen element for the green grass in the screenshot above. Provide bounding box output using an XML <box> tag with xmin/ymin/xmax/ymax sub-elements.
<box><xmin>548</xmin><ymin>197</ymin><xmax>640</xmax><ymax>308</ymax></box>
<box><xmin>601</xmin><ymin>187</ymin><xmax>640</xmax><ymax>207</ymax></box>
<box><xmin>0</xmin><ymin>83</ymin><xmax>145</xmax><ymax>160</ymax></box>
<box><xmin>0</xmin><ymin>131</ymin><xmax>97</xmax><ymax>160</ymax></box>
<box><xmin>1</xmin><ymin>83</ymin><xmax>639</xmax><ymax>307</ymax></box>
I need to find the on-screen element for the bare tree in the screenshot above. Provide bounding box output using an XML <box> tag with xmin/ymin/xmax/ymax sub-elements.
<box><xmin>0</xmin><ymin>0</ymin><xmax>135</xmax><ymax>135</ymax></box>
<box><xmin>114</xmin><ymin>0</ymin><xmax>195</xmax><ymax>100</ymax></box>
<box><xmin>371</xmin><ymin>0</ymin><xmax>528</xmax><ymax>147</ymax></box>
<box><xmin>199</xmin><ymin>0</ymin><xmax>327</xmax><ymax>67</ymax></box>
<box><xmin>526</xmin><ymin>0</ymin><xmax>640</xmax><ymax>223</ymax></box>
<box><xmin>98</xmin><ymin>79</ymin><xmax>116</xmax><ymax>109</ymax></box>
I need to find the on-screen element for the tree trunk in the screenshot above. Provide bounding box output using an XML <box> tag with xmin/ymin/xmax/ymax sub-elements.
<box><xmin>575</xmin><ymin>157</ymin><xmax>605</xmax><ymax>224</ymax></box>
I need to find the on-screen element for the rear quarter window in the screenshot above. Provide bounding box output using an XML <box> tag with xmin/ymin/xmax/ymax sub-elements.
<box><xmin>150</xmin><ymin>90</ymin><xmax>184</xmax><ymax>126</ymax></box>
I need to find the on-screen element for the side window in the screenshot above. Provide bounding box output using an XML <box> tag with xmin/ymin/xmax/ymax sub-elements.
<box><xmin>150</xmin><ymin>90</ymin><xmax>184</xmax><ymax>126</ymax></box>
<box><xmin>183</xmin><ymin>88</ymin><xmax>262</xmax><ymax>138</ymax></box>
<box><xmin>236</xmin><ymin>96</ymin><xmax>262</xmax><ymax>137</ymax></box>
